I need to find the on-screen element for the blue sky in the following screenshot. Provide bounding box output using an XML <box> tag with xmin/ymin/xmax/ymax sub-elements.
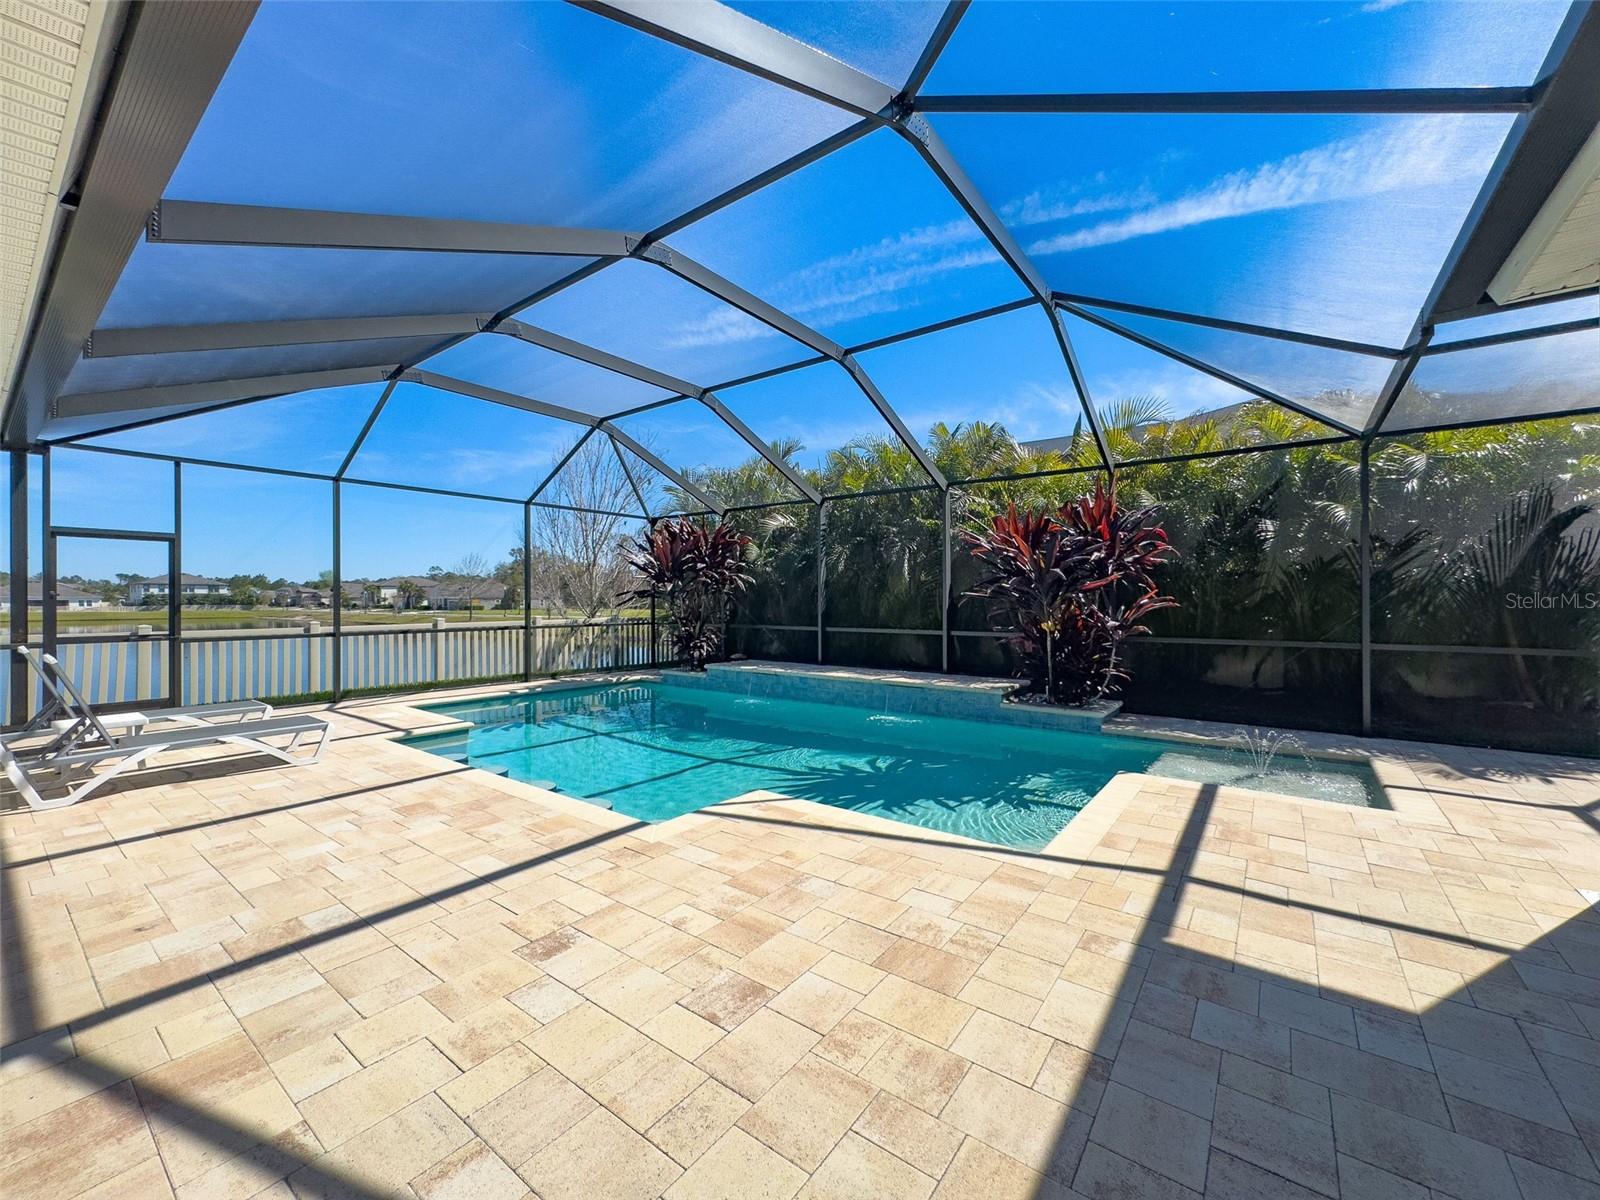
<box><xmin>25</xmin><ymin>0</ymin><xmax>1588</xmax><ymax>580</ymax></box>
<box><xmin>22</xmin><ymin>449</ymin><xmax>530</xmax><ymax>585</ymax></box>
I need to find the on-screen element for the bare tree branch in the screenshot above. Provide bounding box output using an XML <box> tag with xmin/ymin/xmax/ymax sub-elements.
<box><xmin>532</xmin><ymin>434</ymin><xmax>646</xmax><ymax>618</ymax></box>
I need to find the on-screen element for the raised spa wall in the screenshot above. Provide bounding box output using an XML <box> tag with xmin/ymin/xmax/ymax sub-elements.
<box><xmin>664</xmin><ymin>661</ymin><xmax>1121</xmax><ymax>734</ymax></box>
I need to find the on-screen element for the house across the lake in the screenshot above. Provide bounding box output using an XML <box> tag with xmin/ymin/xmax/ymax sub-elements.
<box><xmin>126</xmin><ymin>574</ymin><xmax>228</xmax><ymax>605</ymax></box>
<box><xmin>361</xmin><ymin>576</ymin><xmax>507</xmax><ymax>610</ymax></box>
<box><xmin>427</xmin><ymin>581</ymin><xmax>508</xmax><ymax>611</ymax></box>
<box><xmin>0</xmin><ymin>582</ymin><xmax>104</xmax><ymax>610</ymax></box>
<box><xmin>270</xmin><ymin>586</ymin><xmax>331</xmax><ymax>608</ymax></box>
<box><xmin>360</xmin><ymin>576</ymin><xmax>434</xmax><ymax>609</ymax></box>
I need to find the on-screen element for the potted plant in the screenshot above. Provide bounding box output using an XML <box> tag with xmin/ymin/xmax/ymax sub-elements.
<box><xmin>962</xmin><ymin>479</ymin><xmax>1176</xmax><ymax>705</ymax></box>
<box><xmin>621</xmin><ymin>518</ymin><xmax>753</xmax><ymax>671</ymax></box>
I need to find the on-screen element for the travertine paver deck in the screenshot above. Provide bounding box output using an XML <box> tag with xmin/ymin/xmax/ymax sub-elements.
<box><xmin>2</xmin><ymin>678</ymin><xmax>1597</xmax><ymax>1199</ymax></box>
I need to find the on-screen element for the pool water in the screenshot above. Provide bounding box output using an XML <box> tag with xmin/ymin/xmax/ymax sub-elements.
<box><xmin>404</xmin><ymin>682</ymin><xmax>1384</xmax><ymax>850</ymax></box>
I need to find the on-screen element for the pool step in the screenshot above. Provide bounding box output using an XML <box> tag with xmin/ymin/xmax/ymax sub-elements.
<box><xmin>523</xmin><ymin>776</ymin><xmax>615</xmax><ymax>811</ymax></box>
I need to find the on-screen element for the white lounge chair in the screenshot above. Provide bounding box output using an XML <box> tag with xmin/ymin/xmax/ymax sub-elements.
<box><xmin>1</xmin><ymin>649</ymin><xmax>328</xmax><ymax>811</ymax></box>
<box><xmin>4</xmin><ymin>648</ymin><xmax>273</xmax><ymax>762</ymax></box>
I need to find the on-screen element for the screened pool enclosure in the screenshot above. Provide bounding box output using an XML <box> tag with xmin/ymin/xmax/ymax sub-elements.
<box><xmin>3</xmin><ymin>1</ymin><xmax>1597</xmax><ymax>756</ymax></box>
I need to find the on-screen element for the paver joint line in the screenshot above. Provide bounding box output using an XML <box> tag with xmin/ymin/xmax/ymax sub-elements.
<box><xmin>0</xmin><ymin>683</ymin><xmax>1596</xmax><ymax>1200</ymax></box>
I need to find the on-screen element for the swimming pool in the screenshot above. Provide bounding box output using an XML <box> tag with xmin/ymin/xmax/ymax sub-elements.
<box><xmin>403</xmin><ymin>681</ymin><xmax>1383</xmax><ymax>849</ymax></box>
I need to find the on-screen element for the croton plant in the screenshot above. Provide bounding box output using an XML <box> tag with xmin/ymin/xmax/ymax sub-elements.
<box><xmin>621</xmin><ymin>517</ymin><xmax>753</xmax><ymax>671</ymax></box>
<box><xmin>962</xmin><ymin>479</ymin><xmax>1177</xmax><ymax>705</ymax></box>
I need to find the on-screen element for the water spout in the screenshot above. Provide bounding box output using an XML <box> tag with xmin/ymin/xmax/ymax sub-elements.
<box><xmin>1231</xmin><ymin>727</ymin><xmax>1308</xmax><ymax>777</ymax></box>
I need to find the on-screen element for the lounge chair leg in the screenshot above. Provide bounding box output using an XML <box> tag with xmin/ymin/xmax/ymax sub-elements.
<box><xmin>4</xmin><ymin>746</ymin><xmax>160</xmax><ymax>811</ymax></box>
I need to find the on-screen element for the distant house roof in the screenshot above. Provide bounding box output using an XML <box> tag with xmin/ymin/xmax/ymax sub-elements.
<box><xmin>368</xmin><ymin>576</ymin><xmax>435</xmax><ymax>589</ymax></box>
<box><xmin>1022</xmin><ymin>400</ymin><xmax>1261</xmax><ymax>456</ymax></box>
<box><xmin>1</xmin><ymin>581</ymin><xmax>97</xmax><ymax>601</ymax></box>
<box><xmin>428</xmin><ymin>581</ymin><xmax>508</xmax><ymax>601</ymax></box>
<box><xmin>132</xmin><ymin>574</ymin><xmax>226</xmax><ymax>587</ymax></box>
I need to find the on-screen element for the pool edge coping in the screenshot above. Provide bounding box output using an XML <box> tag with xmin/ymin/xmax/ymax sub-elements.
<box><xmin>358</xmin><ymin>670</ymin><xmax>1418</xmax><ymax>851</ymax></box>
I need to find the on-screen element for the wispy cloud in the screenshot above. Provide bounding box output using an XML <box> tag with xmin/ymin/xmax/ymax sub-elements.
<box><xmin>591</xmin><ymin>52</ymin><xmax>846</xmax><ymax>230</ymax></box>
<box><xmin>1001</xmin><ymin>183</ymin><xmax>1157</xmax><ymax>227</ymax></box>
<box><xmin>666</xmin><ymin>305</ymin><xmax>779</xmax><ymax>352</ymax></box>
<box><xmin>666</xmin><ymin>219</ymin><xmax>1004</xmax><ymax>349</ymax></box>
<box><xmin>660</xmin><ymin>116</ymin><xmax>1489</xmax><ymax>352</ymax></box>
<box><xmin>1025</xmin><ymin>118</ymin><xmax>1482</xmax><ymax>257</ymax></box>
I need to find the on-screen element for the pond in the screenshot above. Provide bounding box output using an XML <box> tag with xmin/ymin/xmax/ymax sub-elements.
<box><xmin>51</xmin><ymin>616</ymin><xmax>313</xmax><ymax>635</ymax></box>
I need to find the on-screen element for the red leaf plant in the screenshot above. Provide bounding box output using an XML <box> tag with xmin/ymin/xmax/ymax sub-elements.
<box><xmin>961</xmin><ymin>479</ymin><xmax>1177</xmax><ymax>705</ymax></box>
<box><xmin>621</xmin><ymin>518</ymin><xmax>754</xmax><ymax>671</ymax></box>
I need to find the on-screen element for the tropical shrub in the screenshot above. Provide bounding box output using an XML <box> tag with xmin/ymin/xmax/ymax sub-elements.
<box><xmin>961</xmin><ymin>479</ymin><xmax>1177</xmax><ymax>704</ymax></box>
<box><xmin>659</xmin><ymin>403</ymin><xmax>1595</xmax><ymax>750</ymax></box>
<box><xmin>621</xmin><ymin>518</ymin><xmax>753</xmax><ymax>670</ymax></box>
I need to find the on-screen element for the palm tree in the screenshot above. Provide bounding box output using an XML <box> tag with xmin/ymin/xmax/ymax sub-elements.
<box><xmin>666</xmin><ymin>403</ymin><xmax>1594</xmax><ymax>685</ymax></box>
<box><xmin>396</xmin><ymin>580</ymin><xmax>425</xmax><ymax>611</ymax></box>
<box><xmin>676</xmin><ymin>438</ymin><xmax>809</xmax><ymax>511</ymax></box>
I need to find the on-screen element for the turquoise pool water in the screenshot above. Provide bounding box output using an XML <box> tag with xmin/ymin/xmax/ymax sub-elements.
<box><xmin>403</xmin><ymin>682</ymin><xmax>1383</xmax><ymax>849</ymax></box>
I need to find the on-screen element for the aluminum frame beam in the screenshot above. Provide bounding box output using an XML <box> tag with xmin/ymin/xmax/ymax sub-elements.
<box><xmin>1050</xmin><ymin>293</ymin><xmax>1405</xmax><ymax>358</ymax></box>
<box><xmin>135</xmin><ymin>198</ymin><xmax>939</xmax><ymax>489</ymax></box>
<box><xmin>87</xmin><ymin>314</ymin><xmax>487</xmax><ymax>357</ymax></box>
<box><xmin>899</xmin><ymin>115</ymin><xmax>1048</xmax><ymax>301</ymax></box>
<box><xmin>632</xmin><ymin>249</ymin><xmax>944</xmax><ymax>489</ymax></box>
<box><xmin>650</xmin><ymin>120</ymin><xmax>879</xmax><ymax>244</ymax></box>
<box><xmin>602</xmin><ymin>422</ymin><xmax>723</xmax><ymax>514</ymax></box>
<box><xmin>895</xmin><ymin>113</ymin><xmax>1111</xmax><ymax>471</ymax></box>
<box><xmin>1364</xmin><ymin>332</ymin><xmax>1432</xmax><ymax>437</ymax></box>
<box><xmin>457</xmin><ymin>320</ymin><xmax>821</xmax><ymax>503</ymax></box>
<box><xmin>397</xmin><ymin>369</ymin><xmax>599</xmax><ymax>428</ymax></box>
<box><xmin>337</xmin><ymin>378</ymin><xmax>399</xmax><ymax>479</ymax></box>
<box><xmin>901</xmin><ymin>1</ymin><xmax>968</xmax><ymax>99</ymax></box>
<box><xmin>485</xmin><ymin>321</ymin><xmax>821</xmax><ymax>502</ymax></box>
<box><xmin>1044</xmin><ymin>306</ymin><xmax>1114</xmax><ymax>467</ymax></box>
<box><xmin>698</xmin><ymin>393</ymin><xmax>822</xmax><ymax>503</ymax></box>
<box><xmin>1366</xmin><ymin>2</ymin><xmax>1600</xmax><ymax>433</ymax></box>
<box><xmin>836</xmin><ymin>358</ymin><xmax>946</xmax><ymax>489</ymax></box>
<box><xmin>606</xmin><ymin>430</ymin><xmax>652</xmax><ymax>516</ymax></box>
<box><xmin>73</xmin><ymin>300</ymin><xmax>826</xmax><ymax>506</ymax></box>
<box><xmin>1423</xmin><ymin>316</ymin><xmax>1597</xmax><ymax>354</ymax></box>
<box><xmin>149</xmin><ymin>200</ymin><xmax>638</xmax><ymax>258</ymax></box>
<box><xmin>914</xmin><ymin>87</ymin><xmax>1537</xmax><ymax>114</ymax></box>
<box><xmin>1060</xmin><ymin>302</ymin><xmax>1364</xmax><ymax>437</ymax></box>
<box><xmin>3</xmin><ymin>0</ymin><xmax>260</xmax><ymax>447</ymax></box>
<box><xmin>1420</xmin><ymin>4</ymin><xmax>1600</xmax><ymax>322</ymax></box>
<box><xmin>529</xmin><ymin>426</ymin><xmax>597</xmax><ymax>502</ymax></box>
<box><xmin>485</xmin><ymin>119</ymin><xmax>880</xmax><ymax>331</ymax></box>
<box><xmin>572</xmin><ymin>1</ymin><xmax>897</xmax><ymax>120</ymax></box>
<box><xmin>634</xmin><ymin>243</ymin><xmax>845</xmax><ymax>359</ymax></box>
<box><xmin>9</xmin><ymin>451</ymin><xmax>30</xmax><ymax>719</ymax></box>
<box><xmin>49</xmin><ymin>365</ymin><xmax>395</xmax><ymax>422</ymax></box>
<box><xmin>1431</xmin><ymin>283</ymin><xmax>1597</xmax><ymax>325</ymax></box>
<box><xmin>493</xmin><ymin>318</ymin><xmax>699</xmax><ymax>396</ymax></box>
<box><xmin>48</xmin><ymin>395</ymin><xmax>276</xmax><ymax>446</ymax></box>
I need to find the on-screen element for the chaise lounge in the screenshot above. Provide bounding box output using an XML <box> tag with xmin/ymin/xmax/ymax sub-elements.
<box><xmin>0</xmin><ymin>648</ymin><xmax>329</xmax><ymax>811</ymax></box>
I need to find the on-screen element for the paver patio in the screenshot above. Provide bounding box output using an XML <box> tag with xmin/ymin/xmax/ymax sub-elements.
<box><xmin>2</xmin><ymin>679</ymin><xmax>1597</xmax><ymax>1199</ymax></box>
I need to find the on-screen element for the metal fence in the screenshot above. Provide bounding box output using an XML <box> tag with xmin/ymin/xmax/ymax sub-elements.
<box><xmin>1</xmin><ymin>617</ymin><xmax>666</xmax><ymax>724</ymax></box>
